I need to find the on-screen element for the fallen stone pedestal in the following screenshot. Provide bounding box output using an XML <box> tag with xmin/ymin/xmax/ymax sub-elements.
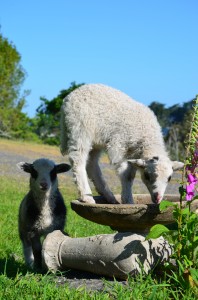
<box><xmin>42</xmin><ymin>230</ymin><xmax>172</xmax><ymax>279</ymax></box>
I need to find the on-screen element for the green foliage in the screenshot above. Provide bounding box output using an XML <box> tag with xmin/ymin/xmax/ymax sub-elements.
<box><xmin>146</xmin><ymin>96</ymin><xmax>198</xmax><ymax>290</ymax></box>
<box><xmin>146</xmin><ymin>224</ymin><xmax>170</xmax><ymax>240</ymax></box>
<box><xmin>159</xmin><ymin>200</ymin><xmax>175</xmax><ymax>210</ymax></box>
<box><xmin>170</xmin><ymin>203</ymin><xmax>198</xmax><ymax>269</ymax></box>
<box><xmin>35</xmin><ymin>82</ymin><xmax>84</xmax><ymax>145</ymax></box>
<box><xmin>149</xmin><ymin>100</ymin><xmax>194</xmax><ymax>129</ymax></box>
<box><xmin>0</xmin><ymin>34</ymin><xmax>25</xmax><ymax>108</ymax></box>
<box><xmin>149</xmin><ymin>102</ymin><xmax>168</xmax><ymax>128</ymax></box>
<box><xmin>146</xmin><ymin>201</ymin><xmax>198</xmax><ymax>289</ymax></box>
<box><xmin>149</xmin><ymin>99</ymin><xmax>194</xmax><ymax>160</ymax></box>
<box><xmin>0</xmin><ymin>31</ymin><xmax>31</xmax><ymax>140</ymax></box>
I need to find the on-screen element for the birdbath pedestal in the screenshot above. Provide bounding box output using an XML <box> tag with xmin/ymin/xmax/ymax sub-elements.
<box><xmin>42</xmin><ymin>195</ymin><xmax>198</xmax><ymax>279</ymax></box>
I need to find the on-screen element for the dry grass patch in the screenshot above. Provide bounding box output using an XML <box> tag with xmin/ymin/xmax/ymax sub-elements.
<box><xmin>0</xmin><ymin>138</ymin><xmax>61</xmax><ymax>159</ymax></box>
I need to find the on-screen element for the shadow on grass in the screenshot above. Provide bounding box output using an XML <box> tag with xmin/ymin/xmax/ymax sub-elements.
<box><xmin>0</xmin><ymin>255</ymin><xmax>110</xmax><ymax>281</ymax></box>
<box><xmin>0</xmin><ymin>256</ymin><xmax>28</xmax><ymax>278</ymax></box>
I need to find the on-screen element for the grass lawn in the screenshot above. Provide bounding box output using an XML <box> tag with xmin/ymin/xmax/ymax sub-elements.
<box><xmin>0</xmin><ymin>139</ymin><xmax>197</xmax><ymax>299</ymax></box>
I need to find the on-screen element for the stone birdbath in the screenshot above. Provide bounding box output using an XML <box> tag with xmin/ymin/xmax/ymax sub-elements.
<box><xmin>42</xmin><ymin>194</ymin><xmax>198</xmax><ymax>279</ymax></box>
<box><xmin>71</xmin><ymin>194</ymin><xmax>198</xmax><ymax>233</ymax></box>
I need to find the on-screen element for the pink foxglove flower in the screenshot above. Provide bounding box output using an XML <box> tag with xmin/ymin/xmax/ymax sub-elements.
<box><xmin>186</xmin><ymin>173</ymin><xmax>198</xmax><ymax>201</ymax></box>
<box><xmin>186</xmin><ymin>183</ymin><xmax>195</xmax><ymax>201</ymax></box>
<box><xmin>187</xmin><ymin>173</ymin><xmax>197</xmax><ymax>184</ymax></box>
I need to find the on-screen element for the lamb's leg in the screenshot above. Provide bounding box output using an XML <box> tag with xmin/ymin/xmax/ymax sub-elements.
<box><xmin>31</xmin><ymin>235</ymin><xmax>42</xmax><ymax>270</ymax></box>
<box><xmin>21</xmin><ymin>238</ymin><xmax>34</xmax><ymax>269</ymax></box>
<box><xmin>86</xmin><ymin>149</ymin><xmax>117</xmax><ymax>204</ymax></box>
<box><xmin>69</xmin><ymin>146</ymin><xmax>95</xmax><ymax>204</ymax></box>
<box><xmin>117</xmin><ymin>162</ymin><xmax>136</xmax><ymax>204</ymax></box>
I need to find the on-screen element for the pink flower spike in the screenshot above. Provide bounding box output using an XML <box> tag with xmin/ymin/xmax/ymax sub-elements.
<box><xmin>187</xmin><ymin>174</ymin><xmax>197</xmax><ymax>184</ymax></box>
<box><xmin>186</xmin><ymin>193</ymin><xmax>193</xmax><ymax>201</ymax></box>
<box><xmin>186</xmin><ymin>183</ymin><xmax>195</xmax><ymax>194</ymax></box>
<box><xmin>186</xmin><ymin>183</ymin><xmax>195</xmax><ymax>201</ymax></box>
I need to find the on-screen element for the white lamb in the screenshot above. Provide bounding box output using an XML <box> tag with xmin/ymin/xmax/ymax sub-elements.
<box><xmin>60</xmin><ymin>84</ymin><xmax>183</xmax><ymax>205</ymax></box>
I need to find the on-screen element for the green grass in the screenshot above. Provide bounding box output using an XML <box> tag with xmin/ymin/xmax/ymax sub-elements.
<box><xmin>0</xmin><ymin>140</ymin><xmax>198</xmax><ymax>299</ymax></box>
<box><xmin>0</xmin><ymin>178</ymin><xmax>197</xmax><ymax>299</ymax></box>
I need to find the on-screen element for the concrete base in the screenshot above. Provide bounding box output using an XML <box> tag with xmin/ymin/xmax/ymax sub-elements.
<box><xmin>42</xmin><ymin>230</ymin><xmax>172</xmax><ymax>279</ymax></box>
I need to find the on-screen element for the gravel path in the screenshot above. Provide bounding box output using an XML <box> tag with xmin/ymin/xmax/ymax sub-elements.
<box><xmin>0</xmin><ymin>148</ymin><xmax>181</xmax><ymax>194</ymax></box>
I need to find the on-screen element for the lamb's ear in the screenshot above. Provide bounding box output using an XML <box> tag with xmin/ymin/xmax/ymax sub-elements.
<box><xmin>128</xmin><ymin>159</ymin><xmax>146</xmax><ymax>168</ymax></box>
<box><xmin>17</xmin><ymin>162</ymin><xmax>33</xmax><ymax>173</ymax></box>
<box><xmin>56</xmin><ymin>163</ymin><xmax>71</xmax><ymax>173</ymax></box>
<box><xmin>172</xmin><ymin>161</ymin><xmax>184</xmax><ymax>171</ymax></box>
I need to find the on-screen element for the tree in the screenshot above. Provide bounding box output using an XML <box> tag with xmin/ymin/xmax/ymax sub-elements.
<box><xmin>149</xmin><ymin>102</ymin><xmax>168</xmax><ymax>127</ymax></box>
<box><xmin>35</xmin><ymin>82</ymin><xmax>84</xmax><ymax>144</ymax></box>
<box><xmin>0</xmin><ymin>31</ymin><xmax>30</xmax><ymax>138</ymax></box>
<box><xmin>149</xmin><ymin>99</ymin><xmax>195</xmax><ymax>160</ymax></box>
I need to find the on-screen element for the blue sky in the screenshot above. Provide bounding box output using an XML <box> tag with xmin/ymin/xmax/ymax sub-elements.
<box><xmin>1</xmin><ymin>0</ymin><xmax>198</xmax><ymax>117</ymax></box>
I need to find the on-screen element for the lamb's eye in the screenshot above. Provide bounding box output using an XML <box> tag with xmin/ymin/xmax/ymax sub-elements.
<box><xmin>50</xmin><ymin>167</ymin><xmax>57</xmax><ymax>181</ymax></box>
<box><xmin>144</xmin><ymin>172</ymin><xmax>150</xmax><ymax>181</ymax></box>
<box><xmin>168</xmin><ymin>176</ymin><xmax>172</xmax><ymax>182</ymax></box>
<box><xmin>31</xmin><ymin>168</ymin><xmax>38</xmax><ymax>179</ymax></box>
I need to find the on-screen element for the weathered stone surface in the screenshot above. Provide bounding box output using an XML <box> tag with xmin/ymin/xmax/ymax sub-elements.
<box><xmin>42</xmin><ymin>230</ymin><xmax>172</xmax><ymax>280</ymax></box>
<box><xmin>71</xmin><ymin>194</ymin><xmax>198</xmax><ymax>232</ymax></box>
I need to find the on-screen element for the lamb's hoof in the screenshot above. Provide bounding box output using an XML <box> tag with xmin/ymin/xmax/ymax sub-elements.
<box><xmin>121</xmin><ymin>199</ymin><xmax>134</xmax><ymax>205</ymax></box>
<box><xmin>80</xmin><ymin>195</ymin><xmax>96</xmax><ymax>204</ymax></box>
<box><xmin>108</xmin><ymin>198</ymin><xmax>120</xmax><ymax>204</ymax></box>
<box><xmin>105</xmin><ymin>196</ymin><xmax>120</xmax><ymax>204</ymax></box>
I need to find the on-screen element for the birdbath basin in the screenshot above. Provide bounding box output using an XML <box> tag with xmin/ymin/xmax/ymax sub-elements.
<box><xmin>71</xmin><ymin>194</ymin><xmax>198</xmax><ymax>233</ymax></box>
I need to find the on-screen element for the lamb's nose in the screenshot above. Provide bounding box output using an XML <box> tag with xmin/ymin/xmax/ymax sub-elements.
<box><xmin>40</xmin><ymin>182</ymin><xmax>48</xmax><ymax>191</ymax></box>
<box><xmin>153</xmin><ymin>192</ymin><xmax>162</xmax><ymax>204</ymax></box>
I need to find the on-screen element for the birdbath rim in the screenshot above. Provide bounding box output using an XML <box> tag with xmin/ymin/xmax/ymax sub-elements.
<box><xmin>71</xmin><ymin>194</ymin><xmax>198</xmax><ymax>233</ymax></box>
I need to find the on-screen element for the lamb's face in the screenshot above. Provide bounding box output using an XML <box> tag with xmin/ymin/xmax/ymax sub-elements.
<box><xmin>140</xmin><ymin>158</ymin><xmax>173</xmax><ymax>204</ymax></box>
<box><xmin>30</xmin><ymin>159</ymin><xmax>58</xmax><ymax>194</ymax></box>
<box><xmin>128</xmin><ymin>156</ymin><xmax>184</xmax><ymax>204</ymax></box>
<box><xmin>17</xmin><ymin>159</ymin><xmax>71</xmax><ymax>195</ymax></box>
